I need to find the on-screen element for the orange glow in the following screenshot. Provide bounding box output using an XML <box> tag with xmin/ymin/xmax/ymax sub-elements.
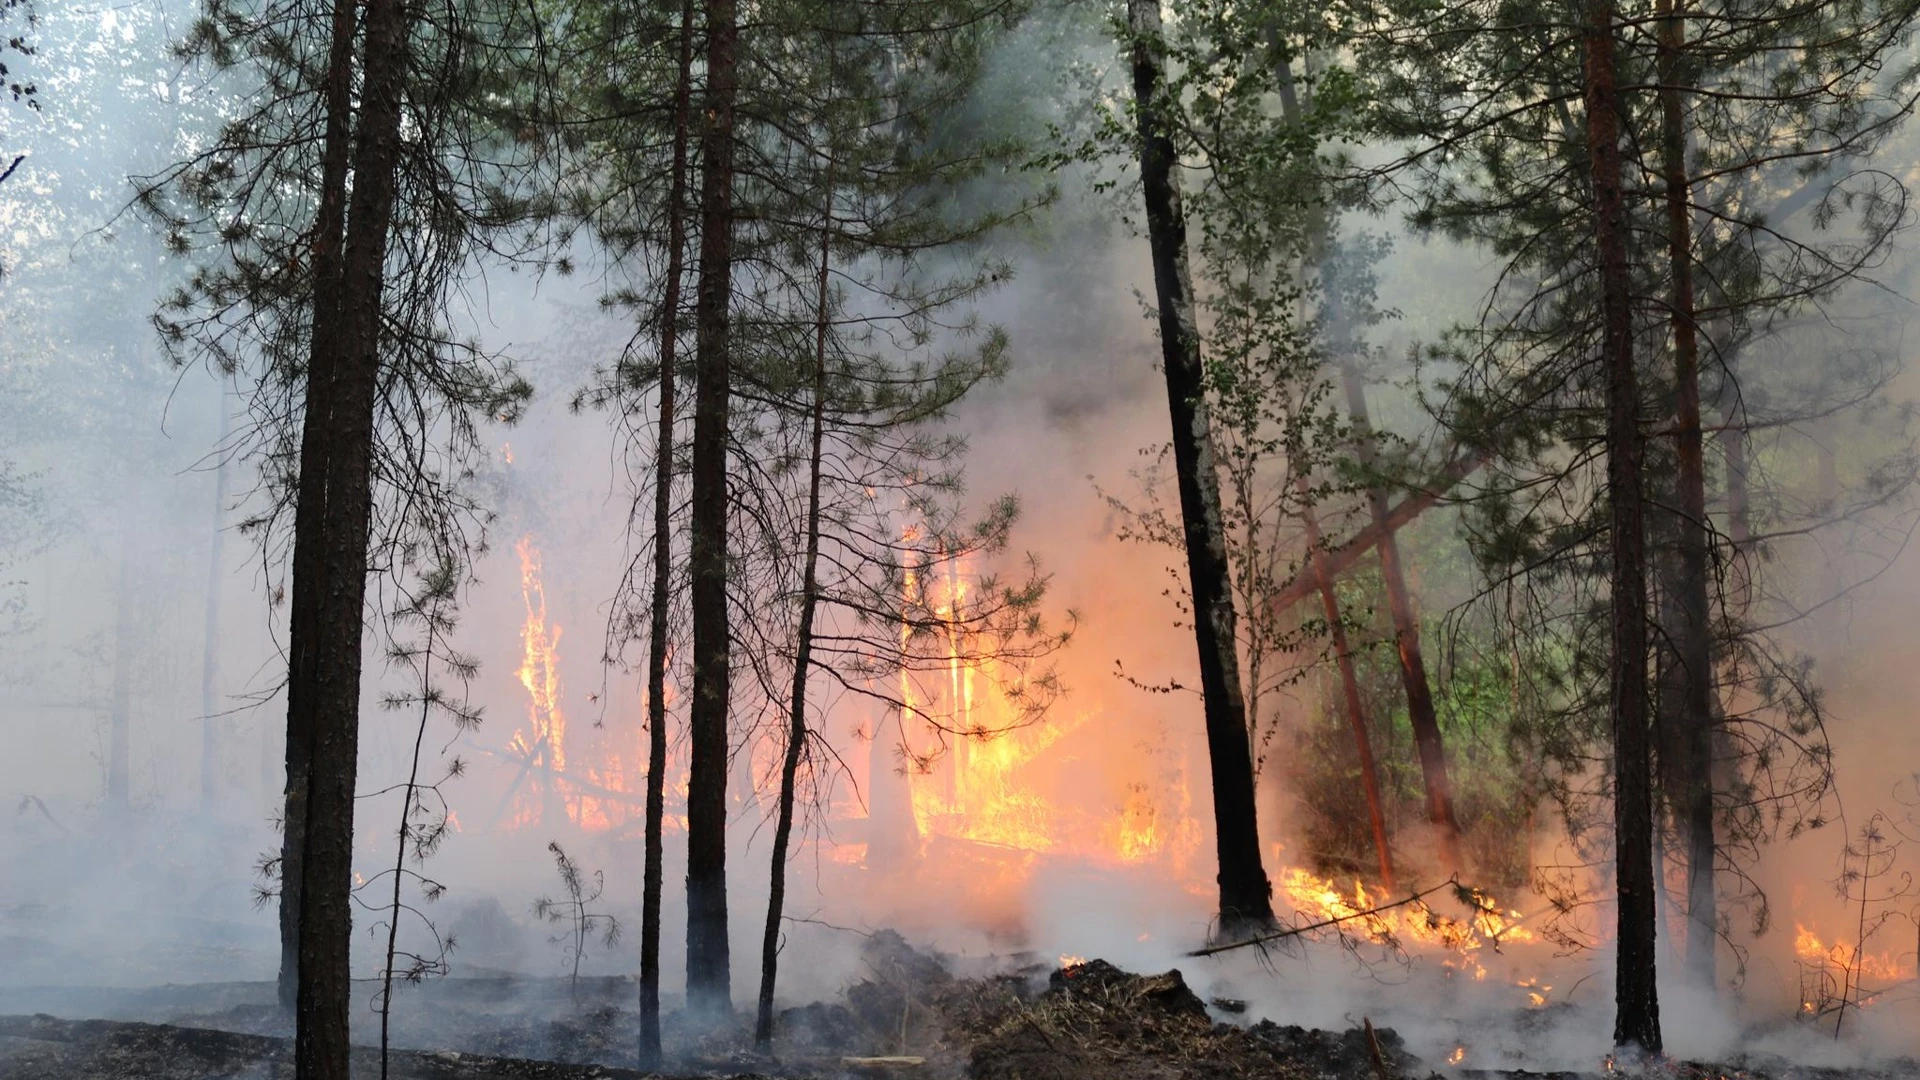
<box><xmin>1059</xmin><ymin>954</ymin><xmax>1087</xmax><ymax>969</ymax></box>
<box><xmin>1794</xmin><ymin>923</ymin><xmax>1911</xmax><ymax>984</ymax></box>
<box><xmin>1276</xmin><ymin>867</ymin><xmax>1536</xmax><ymax>984</ymax></box>
<box><xmin>1447</xmin><ymin>1046</ymin><xmax>1466</xmax><ymax>1066</ymax></box>
<box><xmin>505</xmin><ymin>535</ymin><xmax>635</xmax><ymax>832</ymax></box>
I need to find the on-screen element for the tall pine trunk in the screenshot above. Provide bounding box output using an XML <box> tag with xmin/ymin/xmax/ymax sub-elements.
<box><xmin>639</xmin><ymin>0</ymin><xmax>697</xmax><ymax>1067</ymax></box>
<box><xmin>1340</xmin><ymin>368</ymin><xmax>1462</xmax><ymax>873</ymax></box>
<box><xmin>1127</xmin><ymin>0</ymin><xmax>1274</xmax><ymax>938</ymax></box>
<box><xmin>293</xmin><ymin>0</ymin><xmax>411</xmax><ymax>1072</ymax></box>
<box><xmin>757</xmin><ymin>140</ymin><xmax>834</xmax><ymax>1050</ymax></box>
<box><xmin>1583</xmin><ymin>0</ymin><xmax>1662</xmax><ymax>1053</ymax></box>
<box><xmin>1655</xmin><ymin>0</ymin><xmax>1717</xmax><ymax>990</ymax></box>
<box><xmin>278</xmin><ymin>0</ymin><xmax>359</xmax><ymax>1011</ymax></box>
<box><xmin>1298</xmin><ymin>476</ymin><xmax>1394</xmax><ymax>889</ymax></box>
<box><xmin>686</xmin><ymin>0</ymin><xmax>740</xmax><ymax>1022</ymax></box>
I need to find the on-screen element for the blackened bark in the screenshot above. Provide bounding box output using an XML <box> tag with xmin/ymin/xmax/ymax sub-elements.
<box><xmin>686</xmin><ymin>0</ymin><xmax>739</xmax><ymax>1022</ymax></box>
<box><xmin>1298</xmin><ymin>476</ymin><xmax>1394</xmax><ymax>890</ymax></box>
<box><xmin>278</xmin><ymin>0</ymin><xmax>358</xmax><ymax>1012</ymax></box>
<box><xmin>757</xmin><ymin>150</ymin><xmax>834</xmax><ymax>1050</ymax></box>
<box><xmin>1128</xmin><ymin>0</ymin><xmax>1274</xmax><ymax>938</ymax></box>
<box><xmin>1584</xmin><ymin>0</ymin><xmax>1662</xmax><ymax>1053</ymax></box>
<box><xmin>1655</xmin><ymin>0</ymin><xmax>1717</xmax><ymax>991</ymax></box>
<box><xmin>293</xmin><ymin>0</ymin><xmax>411</xmax><ymax>1072</ymax></box>
<box><xmin>1341</xmin><ymin>369</ymin><xmax>1462</xmax><ymax>873</ymax></box>
<box><xmin>640</xmin><ymin>0</ymin><xmax>696</xmax><ymax>1067</ymax></box>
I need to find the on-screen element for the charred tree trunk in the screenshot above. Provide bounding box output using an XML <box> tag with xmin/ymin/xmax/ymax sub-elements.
<box><xmin>278</xmin><ymin>0</ymin><xmax>359</xmax><ymax>1012</ymax></box>
<box><xmin>293</xmin><ymin>0</ymin><xmax>411</xmax><ymax>1072</ymax></box>
<box><xmin>757</xmin><ymin>144</ymin><xmax>835</xmax><ymax>1051</ymax></box>
<box><xmin>108</xmin><ymin>529</ymin><xmax>134</xmax><ymax>813</ymax></box>
<box><xmin>1584</xmin><ymin>0</ymin><xmax>1662</xmax><ymax>1053</ymax></box>
<box><xmin>201</xmin><ymin>392</ymin><xmax>232</xmax><ymax>816</ymax></box>
<box><xmin>1655</xmin><ymin>0</ymin><xmax>1717</xmax><ymax>991</ymax></box>
<box><xmin>639</xmin><ymin>0</ymin><xmax>697</xmax><ymax>1067</ymax></box>
<box><xmin>1340</xmin><ymin>369</ymin><xmax>1462</xmax><ymax>873</ymax></box>
<box><xmin>1128</xmin><ymin>0</ymin><xmax>1275</xmax><ymax>938</ymax></box>
<box><xmin>686</xmin><ymin>0</ymin><xmax>740</xmax><ymax>1022</ymax></box>
<box><xmin>1298</xmin><ymin>476</ymin><xmax>1394</xmax><ymax>889</ymax></box>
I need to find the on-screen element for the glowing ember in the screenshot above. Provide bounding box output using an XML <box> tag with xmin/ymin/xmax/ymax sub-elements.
<box><xmin>1059</xmin><ymin>954</ymin><xmax>1087</xmax><ymax>970</ymax></box>
<box><xmin>1448</xmin><ymin>1046</ymin><xmax>1466</xmax><ymax>1066</ymax></box>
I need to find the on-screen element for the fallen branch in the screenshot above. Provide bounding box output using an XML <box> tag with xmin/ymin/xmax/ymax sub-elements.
<box><xmin>1187</xmin><ymin>878</ymin><xmax>1460</xmax><ymax>957</ymax></box>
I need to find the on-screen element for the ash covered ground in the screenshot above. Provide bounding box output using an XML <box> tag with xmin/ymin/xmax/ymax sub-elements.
<box><xmin>2</xmin><ymin>932</ymin><xmax>1912</xmax><ymax>1080</ymax></box>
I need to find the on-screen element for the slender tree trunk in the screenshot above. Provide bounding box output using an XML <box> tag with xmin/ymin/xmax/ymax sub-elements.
<box><xmin>1128</xmin><ymin>0</ymin><xmax>1274</xmax><ymax>938</ymax></box>
<box><xmin>1584</xmin><ymin>0</ymin><xmax>1661</xmax><ymax>1053</ymax></box>
<box><xmin>108</xmin><ymin>530</ymin><xmax>134</xmax><ymax>812</ymax></box>
<box><xmin>279</xmin><ymin>0</ymin><xmax>359</xmax><ymax>1012</ymax></box>
<box><xmin>1298</xmin><ymin>476</ymin><xmax>1394</xmax><ymax>889</ymax></box>
<box><xmin>1655</xmin><ymin>0</ymin><xmax>1717</xmax><ymax>991</ymax></box>
<box><xmin>1340</xmin><ymin>368</ymin><xmax>1462</xmax><ymax>873</ymax></box>
<box><xmin>380</xmin><ymin>623</ymin><xmax>437</xmax><ymax>1080</ymax></box>
<box><xmin>640</xmin><ymin>0</ymin><xmax>697</xmax><ymax>1067</ymax></box>
<box><xmin>294</xmin><ymin>0</ymin><xmax>411</xmax><ymax>1072</ymax></box>
<box><xmin>686</xmin><ymin>0</ymin><xmax>740</xmax><ymax>1022</ymax></box>
<box><xmin>757</xmin><ymin>138</ymin><xmax>835</xmax><ymax>1051</ymax></box>
<box><xmin>202</xmin><ymin>392</ymin><xmax>232</xmax><ymax>816</ymax></box>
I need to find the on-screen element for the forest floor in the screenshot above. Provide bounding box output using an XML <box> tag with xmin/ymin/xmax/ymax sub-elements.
<box><xmin>0</xmin><ymin>939</ymin><xmax>1913</xmax><ymax>1079</ymax></box>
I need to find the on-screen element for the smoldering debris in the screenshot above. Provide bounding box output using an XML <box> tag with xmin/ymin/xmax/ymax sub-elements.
<box><xmin>7</xmin><ymin>931</ymin><xmax>1920</xmax><ymax>1079</ymax></box>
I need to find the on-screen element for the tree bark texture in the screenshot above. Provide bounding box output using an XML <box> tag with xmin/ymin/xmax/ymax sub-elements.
<box><xmin>1584</xmin><ymin>0</ymin><xmax>1662</xmax><ymax>1053</ymax></box>
<box><xmin>686</xmin><ymin>0</ymin><xmax>740</xmax><ymax>1022</ymax></box>
<box><xmin>293</xmin><ymin>0</ymin><xmax>411</xmax><ymax>1072</ymax></box>
<box><xmin>278</xmin><ymin>0</ymin><xmax>359</xmax><ymax>1012</ymax></box>
<box><xmin>1340</xmin><ymin>368</ymin><xmax>1462</xmax><ymax>873</ymax></box>
<box><xmin>1128</xmin><ymin>0</ymin><xmax>1274</xmax><ymax>937</ymax></box>
<box><xmin>1655</xmin><ymin>0</ymin><xmax>1717</xmax><ymax>991</ymax></box>
<box><xmin>640</xmin><ymin>0</ymin><xmax>697</xmax><ymax>1066</ymax></box>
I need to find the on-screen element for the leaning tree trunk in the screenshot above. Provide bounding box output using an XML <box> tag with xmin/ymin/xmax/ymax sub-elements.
<box><xmin>1341</xmin><ymin>368</ymin><xmax>1463</xmax><ymax>873</ymax></box>
<box><xmin>639</xmin><ymin>0</ymin><xmax>697</xmax><ymax>1067</ymax></box>
<box><xmin>686</xmin><ymin>0</ymin><xmax>740</xmax><ymax>1022</ymax></box>
<box><xmin>1127</xmin><ymin>0</ymin><xmax>1275</xmax><ymax>938</ymax></box>
<box><xmin>1298</xmin><ymin>476</ymin><xmax>1394</xmax><ymax>889</ymax></box>
<box><xmin>293</xmin><ymin>0</ymin><xmax>411</xmax><ymax>1072</ymax></box>
<box><xmin>1584</xmin><ymin>0</ymin><xmax>1662</xmax><ymax>1054</ymax></box>
<box><xmin>757</xmin><ymin>142</ymin><xmax>835</xmax><ymax>1050</ymax></box>
<box><xmin>1655</xmin><ymin>0</ymin><xmax>1717</xmax><ymax>991</ymax></box>
<box><xmin>278</xmin><ymin>0</ymin><xmax>358</xmax><ymax>1011</ymax></box>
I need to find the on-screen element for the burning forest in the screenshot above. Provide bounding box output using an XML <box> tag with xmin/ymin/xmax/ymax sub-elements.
<box><xmin>15</xmin><ymin>0</ymin><xmax>1920</xmax><ymax>1078</ymax></box>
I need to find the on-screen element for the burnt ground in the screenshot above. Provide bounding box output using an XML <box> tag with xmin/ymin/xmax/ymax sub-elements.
<box><xmin>2</xmin><ymin>942</ymin><xmax>1916</xmax><ymax>1080</ymax></box>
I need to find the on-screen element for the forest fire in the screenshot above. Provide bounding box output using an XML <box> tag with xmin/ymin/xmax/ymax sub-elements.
<box><xmin>501</xmin><ymin>536</ymin><xmax>634</xmax><ymax>833</ymax></box>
